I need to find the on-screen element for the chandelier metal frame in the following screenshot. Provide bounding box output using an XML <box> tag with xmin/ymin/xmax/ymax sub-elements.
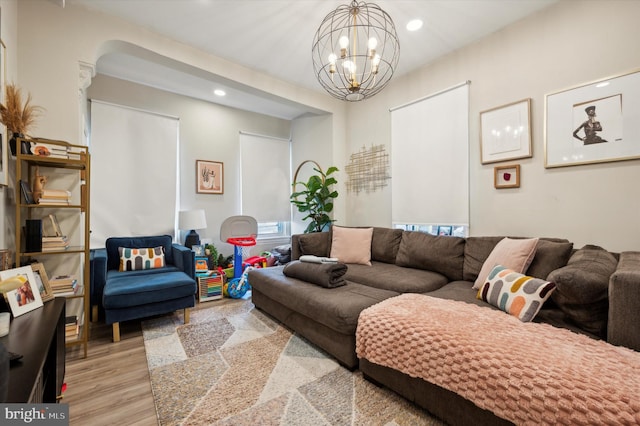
<box><xmin>312</xmin><ymin>0</ymin><xmax>400</xmax><ymax>101</ymax></box>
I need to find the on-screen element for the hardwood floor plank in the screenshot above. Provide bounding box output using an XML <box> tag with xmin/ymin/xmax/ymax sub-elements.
<box><xmin>64</xmin><ymin>319</ymin><xmax>158</xmax><ymax>426</ymax></box>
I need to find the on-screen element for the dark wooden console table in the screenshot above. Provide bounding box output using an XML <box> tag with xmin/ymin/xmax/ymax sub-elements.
<box><xmin>1</xmin><ymin>298</ymin><xmax>65</xmax><ymax>402</ymax></box>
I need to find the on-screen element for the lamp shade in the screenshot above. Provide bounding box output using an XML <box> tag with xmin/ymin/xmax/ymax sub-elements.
<box><xmin>178</xmin><ymin>209</ymin><xmax>207</xmax><ymax>230</ymax></box>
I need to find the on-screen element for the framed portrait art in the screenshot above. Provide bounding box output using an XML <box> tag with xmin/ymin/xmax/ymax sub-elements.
<box><xmin>196</xmin><ymin>160</ymin><xmax>224</xmax><ymax>194</ymax></box>
<box><xmin>545</xmin><ymin>68</ymin><xmax>640</xmax><ymax>168</ymax></box>
<box><xmin>480</xmin><ymin>98</ymin><xmax>532</xmax><ymax>164</ymax></box>
<box><xmin>0</xmin><ymin>265</ymin><xmax>44</xmax><ymax>317</ymax></box>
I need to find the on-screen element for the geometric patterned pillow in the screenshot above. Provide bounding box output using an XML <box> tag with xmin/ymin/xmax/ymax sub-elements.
<box><xmin>477</xmin><ymin>264</ymin><xmax>556</xmax><ymax>322</ymax></box>
<box><xmin>118</xmin><ymin>246</ymin><xmax>166</xmax><ymax>272</ymax></box>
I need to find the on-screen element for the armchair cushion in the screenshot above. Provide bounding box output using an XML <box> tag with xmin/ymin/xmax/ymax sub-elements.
<box><xmin>103</xmin><ymin>270</ymin><xmax>195</xmax><ymax>309</ymax></box>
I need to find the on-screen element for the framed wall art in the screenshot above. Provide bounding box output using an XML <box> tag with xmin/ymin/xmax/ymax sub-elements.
<box><xmin>494</xmin><ymin>164</ymin><xmax>520</xmax><ymax>189</ymax></box>
<box><xmin>545</xmin><ymin>68</ymin><xmax>640</xmax><ymax>168</ymax></box>
<box><xmin>0</xmin><ymin>265</ymin><xmax>44</xmax><ymax>317</ymax></box>
<box><xmin>196</xmin><ymin>160</ymin><xmax>224</xmax><ymax>194</ymax></box>
<box><xmin>480</xmin><ymin>98</ymin><xmax>532</xmax><ymax>164</ymax></box>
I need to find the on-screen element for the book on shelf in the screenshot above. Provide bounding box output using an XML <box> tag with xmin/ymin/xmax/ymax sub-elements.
<box><xmin>50</xmin><ymin>275</ymin><xmax>79</xmax><ymax>296</ymax></box>
<box><xmin>19</xmin><ymin>180</ymin><xmax>35</xmax><ymax>204</ymax></box>
<box><xmin>37</xmin><ymin>189</ymin><xmax>72</xmax><ymax>205</ymax></box>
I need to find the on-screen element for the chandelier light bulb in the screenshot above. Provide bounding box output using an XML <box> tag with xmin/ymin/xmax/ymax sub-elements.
<box><xmin>368</xmin><ymin>37</ymin><xmax>378</xmax><ymax>49</ymax></box>
<box><xmin>339</xmin><ymin>36</ymin><xmax>349</xmax><ymax>49</ymax></box>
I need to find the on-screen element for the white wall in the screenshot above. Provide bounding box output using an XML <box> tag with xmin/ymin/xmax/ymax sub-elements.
<box><xmin>87</xmin><ymin>74</ymin><xmax>293</xmax><ymax>256</ymax></box>
<box><xmin>10</xmin><ymin>0</ymin><xmax>347</xmax><ymax>254</ymax></box>
<box><xmin>8</xmin><ymin>0</ymin><xmax>640</xmax><ymax>255</ymax></box>
<box><xmin>0</xmin><ymin>0</ymin><xmax>18</xmax><ymax>252</ymax></box>
<box><xmin>344</xmin><ymin>0</ymin><xmax>640</xmax><ymax>252</ymax></box>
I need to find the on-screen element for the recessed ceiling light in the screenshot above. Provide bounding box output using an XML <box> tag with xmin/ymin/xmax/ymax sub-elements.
<box><xmin>406</xmin><ymin>19</ymin><xmax>423</xmax><ymax>32</ymax></box>
<box><xmin>214</xmin><ymin>89</ymin><xmax>226</xmax><ymax>96</ymax></box>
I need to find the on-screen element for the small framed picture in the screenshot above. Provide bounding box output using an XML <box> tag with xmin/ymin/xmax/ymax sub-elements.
<box><xmin>0</xmin><ymin>266</ymin><xmax>44</xmax><ymax>317</ymax></box>
<box><xmin>494</xmin><ymin>164</ymin><xmax>521</xmax><ymax>189</ymax></box>
<box><xmin>196</xmin><ymin>160</ymin><xmax>224</xmax><ymax>194</ymax></box>
<box><xmin>437</xmin><ymin>226</ymin><xmax>453</xmax><ymax>236</ymax></box>
<box><xmin>192</xmin><ymin>244</ymin><xmax>205</xmax><ymax>256</ymax></box>
<box><xmin>31</xmin><ymin>263</ymin><xmax>54</xmax><ymax>303</ymax></box>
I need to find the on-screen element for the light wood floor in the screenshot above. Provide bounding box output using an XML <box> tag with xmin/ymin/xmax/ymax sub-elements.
<box><xmin>64</xmin><ymin>319</ymin><xmax>158</xmax><ymax>426</ymax></box>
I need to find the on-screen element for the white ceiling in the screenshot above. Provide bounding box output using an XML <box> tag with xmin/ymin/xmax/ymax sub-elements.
<box><xmin>63</xmin><ymin>0</ymin><xmax>558</xmax><ymax>119</ymax></box>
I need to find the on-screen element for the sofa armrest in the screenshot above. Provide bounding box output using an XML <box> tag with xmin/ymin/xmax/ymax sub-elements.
<box><xmin>172</xmin><ymin>243</ymin><xmax>195</xmax><ymax>279</ymax></box>
<box><xmin>607</xmin><ymin>251</ymin><xmax>640</xmax><ymax>351</ymax></box>
<box><xmin>90</xmin><ymin>248</ymin><xmax>108</xmax><ymax>308</ymax></box>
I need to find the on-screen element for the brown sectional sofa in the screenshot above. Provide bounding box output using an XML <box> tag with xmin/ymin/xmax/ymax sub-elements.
<box><xmin>248</xmin><ymin>227</ymin><xmax>640</xmax><ymax>425</ymax></box>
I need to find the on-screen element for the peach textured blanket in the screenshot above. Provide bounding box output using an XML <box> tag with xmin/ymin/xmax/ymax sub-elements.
<box><xmin>356</xmin><ymin>294</ymin><xmax>640</xmax><ymax>425</ymax></box>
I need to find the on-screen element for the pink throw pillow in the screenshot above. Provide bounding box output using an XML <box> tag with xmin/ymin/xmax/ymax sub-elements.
<box><xmin>472</xmin><ymin>237</ymin><xmax>539</xmax><ymax>289</ymax></box>
<box><xmin>330</xmin><ymin>226</ymin><xmax>373</xmax><ymax>266</ymax></box>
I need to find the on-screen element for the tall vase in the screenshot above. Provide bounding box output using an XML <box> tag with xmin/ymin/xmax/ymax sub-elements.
<box><xmin>9</xmin><ymin>133</ymin><xmax>24</xmax><ymax>156</ymax></box>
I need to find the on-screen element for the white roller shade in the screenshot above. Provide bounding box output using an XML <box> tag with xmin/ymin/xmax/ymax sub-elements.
<box><xmin>239</xmin><ymin>132</ymin><xmax>291</xmax><ymax>222</ymax></box>
<box><xmin>89</xmin><ymin>100</ymin><xmax>179</xmax><ymax>248</ymax></box>
<box><xmin>391</xmin><ymin>82</ymin><xmax>469</xmax><ymax>226</ymax></box>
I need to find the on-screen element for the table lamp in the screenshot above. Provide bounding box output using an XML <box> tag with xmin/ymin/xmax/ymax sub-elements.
<box><xmin>178</xmin><ymin>209</ymin><xmax>207</xmax><ymax>248</ymax></box>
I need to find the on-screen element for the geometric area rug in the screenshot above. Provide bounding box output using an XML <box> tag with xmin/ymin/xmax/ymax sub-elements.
<box><xmin>142</xmin><ymin>295</ymin><xmax>444</xmax><ymax>425</ymax></box>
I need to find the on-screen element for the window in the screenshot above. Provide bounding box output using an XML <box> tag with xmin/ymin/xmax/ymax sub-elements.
<box><xmin>89</xmin><ymin>100</ymin><xmax>179</xmax><ymax>248</ymax></box>
<box><xmin>391</xmin><ymin>82</ymin><xmax>469</xmax><ymax>229</ymax></box>
<box><xmin>239</xmin><ymin>132</ymin><xmax>291</xmax><ymax>239</ymax></box>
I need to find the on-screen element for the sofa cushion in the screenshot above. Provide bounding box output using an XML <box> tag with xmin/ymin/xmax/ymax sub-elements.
<box><xmin>106</xmin><ymin>235</ymin><xmax>174</xmax><ymax>271</ymax></box>
<box><xmin>371</xmin><ymin>227</ymin><xmax>403</xmax><ymax>264</ymax></box>
<box><xmin>396</xmin><ymin>231</ymin><xmax>465</xmax><ymax>281</ymax></box>
<box><xmin>298</xmin><ymin>232</ymin><xmax>331</xmax><ymax>257</ymax></box>
<box><xmin>330</xmin><ymin>226</ymin><xmax>373</xmax><ymax>265</ymax></box>
<box><xmin>249</xmin><ymin>266</ymin><xmax>399</xmax><ymax>334</ymax></box>
<box><xmin>526</xmin><ymin>240</ymin><xmax>574</xmax><ymax>280</ymax></box>
<box><xmin>345</xmin><ymin>261</ymin><xmax>448</xmax><ymax>293</ymax></box>
<box><xmin>478</xmin><ymin>265</ymin><xmax>556</xmax><ymax>322</ymax></box>
<box><xmin>463</xmin><ymin>237</ymin><xmax>572</xmax><ymax>282</ymax></box>
<box><xmin>103</xmin><ymin>270</ymin><xmax>196</xmax><ymax>309</ymax></box>
<box><xmin>547</xmin><ymin>245</ymin><xmax>617</xmax><ymax>338</ymax></box>
<box><xmin>118</xmin><ymin>246</ymin><xmax>166</xmax><ymax>271</ymax></box>
<box><xmin>473</xmin><ymin>237</ymin><xmax>539</xmax><ymax>289</ymax></box>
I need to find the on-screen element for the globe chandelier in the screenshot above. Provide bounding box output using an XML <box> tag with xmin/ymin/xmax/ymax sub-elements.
<box><xmin>312</xmin><ymin>0</ymin><xmax>400</xmax><ymax>102</ymax></box>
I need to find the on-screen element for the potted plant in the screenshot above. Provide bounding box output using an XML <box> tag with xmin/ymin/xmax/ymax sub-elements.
<box><xmin>290</xmin><ymin>163</ymin><xmax>339</xmax><ymax>233</ymax></box>
<box><xmin>0</xmin><ymin>83</ymin><xmax>44</xmax><ymax>155</ymax></box>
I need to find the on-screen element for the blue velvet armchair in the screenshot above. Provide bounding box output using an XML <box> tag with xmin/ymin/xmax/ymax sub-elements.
<box><xmin>91</xmin><ymin>235</ymin><xmax>197</xmax><ymax>342</ymax></box>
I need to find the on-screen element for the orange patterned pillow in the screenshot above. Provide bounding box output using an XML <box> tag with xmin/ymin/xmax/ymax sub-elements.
<box><xmin>478</xmin><ymin>265</ymin><xmax>555</xmax><ymax>322</ymax></box>
<box><xmin>118</xmin><ymin>246</ymin><xmax>166</xmax><ymax>271</ymax></box>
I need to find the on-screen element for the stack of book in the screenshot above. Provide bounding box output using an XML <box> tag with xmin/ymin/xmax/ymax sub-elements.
<box><xmin>37</xmin><ymin>189</ymin><xmax>72</xmax><ymax>205</ymax></box>
<box><xmin>65</xmin><ymin>315</ymin><xmax>80</xmax><ymax>340</ymax></box>
<box><xmin>50</xmin><ymin>275</ymin><xmax>79</xmax><ymax>297</ymax></box>
<box><xmin>29</xmin><ymin>141</ymin><xmax>70</xmax><ymax>159</ymax></box>
<box><xmin>42</xmin><ymin>235</ymin><xmax>70</xmax><ymax>252</ymax></box>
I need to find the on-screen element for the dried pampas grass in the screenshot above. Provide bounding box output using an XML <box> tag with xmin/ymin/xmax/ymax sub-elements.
<box><xmin>0</xmin><ymin>83</ymin><xmax>44</xmax><ymax>136</ymax></box>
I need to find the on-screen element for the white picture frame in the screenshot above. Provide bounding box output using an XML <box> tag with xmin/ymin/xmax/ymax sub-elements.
<box><xmin>545</xmin><ymin>68</ymin><xmax>640</xmax><ymax>168</ymax></box>
<box><xmin>480</xmin><ymin>98</ymin><xmax>532</xmax><ymax>164</ymax></box>
<box><xmin>0</xmin><ymin>265</ymin><xmax>44</xmax><ymax>317</ymax></box>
